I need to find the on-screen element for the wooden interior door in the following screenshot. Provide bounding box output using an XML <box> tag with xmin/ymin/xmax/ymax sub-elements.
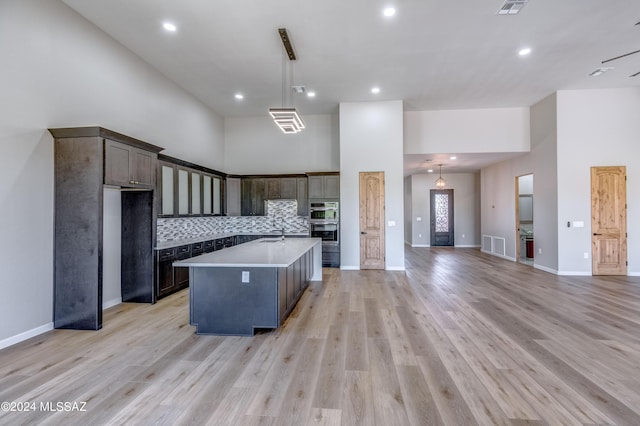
<box><xmin>591</xmin><ymin>166</ymin><xmax>627</xmax><ymax>275</ymax></box>
<box><xmin>430</xmin><ymin>189</ymin><xmax>454</xmax><ymax>246</ymax></box>
<box><xmin>359</xmin><ymin>172</ymin><xmax>385</xmax><ymax>269</ymax></box>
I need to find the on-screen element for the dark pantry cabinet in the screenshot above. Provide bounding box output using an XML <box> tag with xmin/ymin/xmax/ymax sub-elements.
<box><xmin>49</xmin><ymin>127</ymin><xmax>163</xmax><ymax>330</ymax></box>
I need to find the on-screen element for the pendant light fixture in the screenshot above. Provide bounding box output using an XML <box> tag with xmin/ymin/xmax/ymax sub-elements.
<box><xmin>435</xmin><ymin>164</ymin><xmax>446</xmax><ymax>188</ymax></box>
<box><xmin>269</xmin><ymin>28</ymin><xmax>305</xmax><ymax>134</ymax></box>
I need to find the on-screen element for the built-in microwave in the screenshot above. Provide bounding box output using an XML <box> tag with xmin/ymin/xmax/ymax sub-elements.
<box><xmin>310</xmin><ymin>202</ymin><xmax>339</xmax><ymax>221</ymax></box>
<box><xmin>310</xmin><ymin>222</ymin><xmax>339</xmax><ymax>244</ymax></box>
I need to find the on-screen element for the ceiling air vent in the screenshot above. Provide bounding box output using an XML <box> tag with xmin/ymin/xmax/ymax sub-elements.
<box><xmin>497</xmin><ymin>0</ymin><xmax>528</xmax><ymax>15</ymax></box>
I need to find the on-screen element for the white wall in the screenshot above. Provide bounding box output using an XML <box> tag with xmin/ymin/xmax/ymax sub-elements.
<box><xmin>404</xmin><ymin>108</ymin><xmax>530</xmax><ymax>154</ymax></box>
<box><xmin>409</xmin><ymin>173</ymin><xmax>481</xmax><ymax>247</ymax></box>
<box><xmin>557</xmin><ymin>88</ymin><xmax>640</xmax><ymax>275</ymax></box>
<box><xmin>0</xmin><ymin>0</ymin><xmax>225</xmax><ymax>347</ymax></box>
<box><xmin>404</xmin><ymin>177</ymin><xmax>413</xmax><ymax>244</ymax></box>
<box><xmin>339</xmin><ymin>101</ymin><xmax>405</xmax><ymax>270</ymax></box>
<box><xmin>224</xmin><ymin>114</ymin><xmax>339</xmax><ymax>174</ymax></box>
<box><xmin>480</xmin><ymin>93</ymin><xmax>559</xmax><ymax>272</ymax></box>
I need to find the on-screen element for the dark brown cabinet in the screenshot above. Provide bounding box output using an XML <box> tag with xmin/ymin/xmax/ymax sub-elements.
<box><xmin>155</xmin><ymin>248</ymin><xmax>176</xmax><ymax>297</ymax></box>
<box><xmin>296</xmin><ymin>177</ymin><xmax>308</xmax><ymax>216</ymax></box>
<box><xmin>266</xmin><ymin>177</ymin><xmax>297</xmax><ymax>199</ymax></box>
<box><xmin>105</xmin><ymin>139</ymin><xmax>155</xmax><ymax>189</ymax></box>
<box><xmin>308</xmin><ymin>173</ymin><xmax>340</xmax><ymax>199</ymax></box>
<box><xmin>157</xmin><ymin>154</ymin><xmax>225</xmax><ymax>218</ymax></box>
<box><xmin>242</xmin><ymin>175</ymin><xmax>308</xmax><ymax>216</ymax></box>
<box><xmin>241</xmin><ymin>178</ymin><xmax>266</xmax><ymax>216</ymax></box>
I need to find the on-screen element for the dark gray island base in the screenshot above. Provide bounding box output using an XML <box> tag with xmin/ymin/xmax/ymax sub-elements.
<box><xmin>174</xmin><ymin>238</ymin><xmax>322</xmax><ymax>336</ymax></box>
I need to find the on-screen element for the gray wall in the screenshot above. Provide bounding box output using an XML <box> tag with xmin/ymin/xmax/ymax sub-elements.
<box><xmin>224</xmin><ymin>114</ymin><xmax>339</xmax><ymax>174</ymax></box>
<box><xmin>556</xmin><ymin>88</ymin><xmax>640</xmax><ymax>275</ymax></box>
<box><xmin>339</xmin><ymin>101</ymin><xmax>405</xmax><ymax>270</ymax></box>
<box><xmin>0</xmin><ymin>0</ymin><xmax>225</xmax><ymax>347</ymax></box>
<box><xmin>409</xmin><ymin>173</ymin><xmax>481</xmax><ymax>247</ymax></box>
<box><xmin>481</xmin><ymin>93</ymin><xmax>559</xmax><ymax>272</ymax></box>
<box><xmin>404</xmin><ymin>176</ymin><xmax>413</xmax><ymax>244</ymax></box>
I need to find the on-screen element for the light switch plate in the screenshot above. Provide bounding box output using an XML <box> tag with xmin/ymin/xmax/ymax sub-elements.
<box><xmin>388</xmin><ymin>220</ymin><xmax>396</xmax><ymax>227</ymax></box>
<box><xmin>573</xmin><ymin>221</ymin><xmax>585</xmax><ymax>228</ymax></box>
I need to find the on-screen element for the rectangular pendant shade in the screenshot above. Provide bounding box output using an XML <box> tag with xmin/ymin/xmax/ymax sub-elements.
<box><xmin>269</xmin><ymin>108</ymin><xmax>305</xmax><ymax>134</ymax></box>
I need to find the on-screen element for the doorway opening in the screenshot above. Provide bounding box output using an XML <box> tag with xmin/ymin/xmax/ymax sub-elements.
<box><xmin>430</xmin><ymin>189</ymin><xmax>454</xmax><ymax>246</ymax></box>
<box><xmin>516</xmin><ymin>174</ymin><xmax>534</xmax><ymax>265</ymax></box>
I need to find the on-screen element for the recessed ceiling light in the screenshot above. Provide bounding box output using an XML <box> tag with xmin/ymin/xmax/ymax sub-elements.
<box><xmin>383</xmin><ymin>7</ymin><xmax>396</xmax><ymax>17</ymax></box>
<box><xmin>518</xmin><ymin>47</ymin><xmax>532</xmax><ymax>56</ymax></box>
<box><xmin>371</xmin><ymin>87</ymin><xmax>381</xmax><ymax>94</ymax></box>
<box><xmin>163</xmin><ymin>22</ymin><xmax>177</xmax><ymax>32</ymax></box>
<box><xmin>307</xmin><ymin>91</ymin><xmax>316</xmax><ymax>98</ymax></box>
<box><xmin>427</xmin><ymin>169</ymin><xmax>434</xmax><ymax>173</ymax></box>
<box><xmin>234</xmin><ymin>93</ymin><xmax>244</xmax><ymax>100</ymax></box>
<box><xmin>450</xmin><ymin>156</ymin><xmax>457</xmax><ymax>160</ymax></box>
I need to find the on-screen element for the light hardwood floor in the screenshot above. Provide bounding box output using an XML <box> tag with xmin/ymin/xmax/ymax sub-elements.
<box><xmin>2</xmin><ymin>247</ymin><xmax>640</xmax><ymax>425</ymax></box>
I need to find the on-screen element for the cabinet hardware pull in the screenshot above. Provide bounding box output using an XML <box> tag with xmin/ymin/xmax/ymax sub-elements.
<box><xmin>360</xmin><ymin>231</ymin><xmax>367</xmax><ymax>235</ymax></box>
<box><xmin>593</xmin><ymin>233</ymin><xmax>603</xmax><ymax>236</ymax></box>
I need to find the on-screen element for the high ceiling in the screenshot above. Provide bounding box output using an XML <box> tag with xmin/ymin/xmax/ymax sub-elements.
<box><xmin>62</xmin><ymin>0</ymin><xmax>640</xmax><ymax>173</ymax></box>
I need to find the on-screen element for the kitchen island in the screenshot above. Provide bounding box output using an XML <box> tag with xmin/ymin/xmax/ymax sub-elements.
<box><xmin>174</xmin><ymin>237</ymin><xmax>322</xmax><ymax>336</ymax></box>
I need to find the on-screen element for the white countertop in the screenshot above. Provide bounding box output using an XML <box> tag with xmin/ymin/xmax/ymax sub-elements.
<box><xmin>173</xmin><ymin>237</ymin><xmax>322</xmax><ymax>268</ymax></box>
<box><xmin>156</xmin><ymin>231</ymin><xmax>310</xmax><ymax>250</ymax></box>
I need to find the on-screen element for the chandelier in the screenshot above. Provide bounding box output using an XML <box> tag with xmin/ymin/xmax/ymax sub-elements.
<box><xmin>435</xmin><ymin>164</ymin><xmax>446</xmax><ymax>188</ymax></box>
<box><xmin>269</xmin><ymin>28</ymin><xmax>305</xmax><ymax>134</ymax></box>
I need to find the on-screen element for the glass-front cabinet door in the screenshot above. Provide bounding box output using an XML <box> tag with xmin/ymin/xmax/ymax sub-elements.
<box><xmin>191</xmin><ymin>171</ymin><xmax>201</xmax><ymax>215</ymax></box>
<box><xmin>160</xmin><ymin>164</ymin><xmax>175</xmax><ymax>216</ymax></box>
<box><xmin>213</xmin><ymin>177</ymin><xmax>222</xmax><ymax>215</ymax></box>
<box><xmin>178</xmin><ymin>168</ymin><xmax>189</xmax><ymax>215</ymax></box>
<box><xmin>202</xmin><ymin>175</ymin><xmax>212</xmax><ymax>215</ymax></box>
<box><xmin>157</xmin><ymin>158</ymin><xmax>224</xmax><ymax>217</ymax></box>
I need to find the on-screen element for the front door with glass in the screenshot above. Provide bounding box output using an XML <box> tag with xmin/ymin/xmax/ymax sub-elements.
<box><xmin>430</xmin><ymin>189</ymin><xmax>454</xmax><ymax>246</ymax></box>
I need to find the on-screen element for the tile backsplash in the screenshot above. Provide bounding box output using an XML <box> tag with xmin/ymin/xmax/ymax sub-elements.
<box><xmin>157</xmin><ymin>199</ymin><xmax>308</xmax><ymax>242</ymax></box>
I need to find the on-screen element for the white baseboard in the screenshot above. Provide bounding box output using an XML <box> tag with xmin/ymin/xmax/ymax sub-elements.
<box><xmin>386</xmin><ymin>266</ymin><xmax>406</xmax><ymax>271</ymax></box>
<box><xmin>103</xmin><ymin>298</ymin><xmax>122</xmax><ymax>310</ymax></box>
<box><xmin>340</xmin><ymin>266</ymin><xmax>360</xmax><ymax>270</ymax></box>
<box><xmin>0</xmin><ymin>323</ymin><xmax>54</xmax><ymax>351</ymax></box>
<box><xmin>557</xmin><ymin>271</ymin><xmax>592</xmax><ymax>276</ymax></box>
<box><xmin>411</xmin><ymin>244</ymin><xmax>430</xmax><ymax>247</ymax></box>
<box><xmin>628</xmin><ymin>271</ymin><xmax>640</xmax><ymax>276</ymax></box>
<box><xmin>534</xmin><ymin>264</ymin><xmax>559</xmax><ymax>275</ymax></box>
<box><xmin>455</xmin><ymin>244</ymin><xmax>481</xmax><ymax>248</ymax></box>
<box><xmin>481</xmin><ymin>249</ymin><xmax>516</xmax><ymax>262</ymax></box>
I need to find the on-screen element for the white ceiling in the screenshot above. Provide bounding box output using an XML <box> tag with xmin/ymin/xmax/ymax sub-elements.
<box><xmin>62</xmin><ymin>0</ymin><xmax>640</xmax><ymax>174</ymax></box>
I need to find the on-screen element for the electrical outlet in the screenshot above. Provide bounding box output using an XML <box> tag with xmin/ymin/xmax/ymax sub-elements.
<box><xmin>584</xmin><ymin>252</ymin><xmax>589</xmax><ymax>259</ymax></box>
<box><xmin>462</xmin><ymin>233</ymin><xmax>465</xmax><ymax>239</ymax></box>
<box><xmin>242</xmin><ymin>271</ymin><xmax>250</xmax><ymax>283</ymax></box>
<box><xmin>538</xmin><ymin>248</ymin><xmax>542</xmax><ymax>254</ymax></box>
<box><xmin>418</xmin><ymin>233</ymin><xmax>422</xmax><ymax>238</ymax></box>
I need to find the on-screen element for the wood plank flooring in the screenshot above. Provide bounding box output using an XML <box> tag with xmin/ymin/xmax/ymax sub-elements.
<box><xmin>2</xmin><ymin>246</ymin><xmax>640</xmax><ymax>425</ymax></box>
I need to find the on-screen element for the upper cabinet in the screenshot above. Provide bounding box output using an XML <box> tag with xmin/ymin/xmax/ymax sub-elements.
<box><xmin>308</xmin><ymin>173</ymin><xmax>340</xmax><ymax>199</ymax></box>
<box><xmin>158</xmin><ymin>154</ymin><xmax>225</xmax><ymax>217</ymax></box>
<box><xmin>104</xmin><ymin>140</ymin><xmax>156</xmax><ymax>189</ymax></box>
<box><xmin>266</xmin><ymin>177</ymin><xmax>297</xmax><ymax>200</ymax></box>
<box><xmin>242</xmin><ymin>175</ymin><xmax>309</xmax><ymax>216</ymax></box>
<box><xmin>241</xmin><ymin>178</ymin><xmax>266</xmax><ymax>216</ymax></box>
